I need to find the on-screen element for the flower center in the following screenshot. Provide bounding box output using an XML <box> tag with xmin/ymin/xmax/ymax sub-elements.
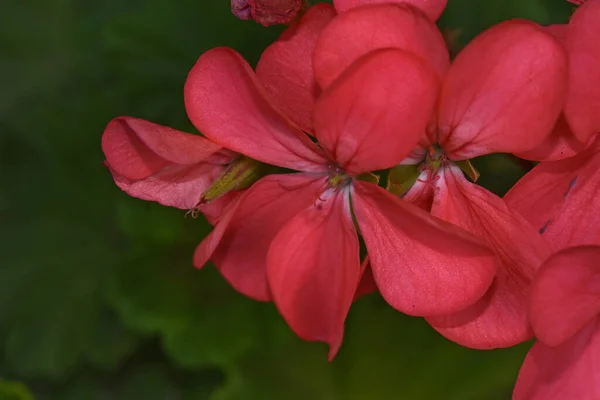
<box><xmin>327</xmin><ymin>166</ymin><xmax>352</xmax><ymax>190</ymax></box>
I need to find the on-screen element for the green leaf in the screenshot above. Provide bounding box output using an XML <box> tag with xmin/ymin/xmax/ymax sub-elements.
<box><xmin>0</xmin><ymin>379</ymin><xmax>34</xmax><ymax>400</ymax></box>
<box><xmin>108</xmin><ymin>251</ymin><xmax>283</xmax><ymax>369</ymax></box>
<box><xmin>0</xmin><ymin>217</ymin><xmax>137</xmax><ymax>379</ymax></box>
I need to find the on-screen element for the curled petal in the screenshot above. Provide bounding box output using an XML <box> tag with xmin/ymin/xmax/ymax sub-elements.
<box><xmin>256</xmin><ymin>4</ymin><xmax>337</xmax><ymax>133</ymax></box>
<box><xmin>268</xmin><ymin>189</ymin><xmax>361</xmax><ymax>359</ymax></box>
<box><xmin>427</xmin><ymin>166</ymin><xmax>551</xmax><ymax>348</ymax></box>
<box><xmin>184</xmin><ymin>47</ymin><xmax>327</xmax><ymax>172</ymax></box>
<box><xmin>530</xmin><ymin>246</ymin><xmax>600</xmax><ymax>346</ymax></box>
<box><xmin>516</xmin><ymin>115</ymin><xmax>590</xmax><ymax>162</ymax></box>
<box><xmin>351</xmin><ymin>181</ymin><xmax>497</xmax><ymax>316</ymax></box>
<box><xmin>513</xmin><ymin>319</ymin><xmax>600</xmax><ymax>400</ymax></box>
<box><xmin>505</xmin><ymin>140</ymin><xmax>600</xmax><ymax>251</ymax></box>
<box><xmin>333</xmin><ymin>0</ymin><xmax>447</xmax><ymax>21</ymax></box>
<box><xmin>437</xmin><ymin>20</ymin><xmax>568</xmax><ymax>158</ymax></box>
<box><xmin>313</xmin><ymin>4</ymin><xmax>449</xmax><ymax>89</ymax></box>
<box><xmin>110</xmin><ymin>163</ymin><xmax>230</xmax><ymax>210</ymax></box>
<box><xmin>194</xmin><ymin>174</ymin><xmax>325</xmax><ymax>301</ymax></box>
<box><xmin>101</xmin><ymin>117</ymin><xmax>227</xmax><ymax>180</ymax></box>
<box><xmin>314</xmin><ymin>49</ymin><xmax>438</xmax><ymax>174</ymax></box>
<box><xmin>564</xmin><ymin>0</ymin><xmax>600</xmax><ymax>143</ymax></box>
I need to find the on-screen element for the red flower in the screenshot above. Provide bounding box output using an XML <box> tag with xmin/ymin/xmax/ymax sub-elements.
<box><xmin>505</xmin><ymin>0</ymin><xmax>600</xmax><ymax>252</ymax></box>
<box><xmin>231</xmin><ymin>0</ymin><xmax>306</xmax><ymax>26</ymax></box>
<box><xmin>518</xmin><ymin>0</ymin><xmax>600</xmax><ymax>160</ymax></box>
<box><xmin>513</xmin><ymin>246</ymin><xmax>600</xmax><ymax>400</ymax></box>
<box><xmin>317</xmin><ymin>7</ymin><xmax>568</xmax><ymax>348</ymax></box>
<box><xmin>185</xmin><ymin>46</ymin><xmax>498</xmax><ymax>358</ymax></box>
<box><xmin>420</xmin><ymin>19</ymin><xmax>567</xmax><ymax>350</ymax></box>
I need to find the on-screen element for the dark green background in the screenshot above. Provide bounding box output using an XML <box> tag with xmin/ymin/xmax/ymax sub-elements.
<box><xmin>0</xmin><ymin>0</ymin><xmax>573</xmax><ymax>398</ymax></box>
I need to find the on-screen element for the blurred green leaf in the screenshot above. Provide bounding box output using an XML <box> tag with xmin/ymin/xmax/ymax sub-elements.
<box><xmin>0</xmin><ymin>378</ymin><xmax>34</xmax><ymax>400</ymax></box>
<box><xmin>50</xmin><ymin>364</ymin><xmax>219</xmax><ymax>400</ymax></box>
<box><xmin>0</xmin><ymin>218</ymin><xmax>137</xmax><ymax>379</ymax></box>
<box><xmin>108</xmin><ymin>251</ymin><xmax>283</xmax><ymax>369</ymax></box>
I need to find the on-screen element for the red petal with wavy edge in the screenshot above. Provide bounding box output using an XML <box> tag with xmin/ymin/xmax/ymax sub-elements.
<box><xmin>505</xmin><ymin>140</ymin><xmax>600</xmax><ymax>251</ymax></box>
<box><xmin>564</xmin><ymin>0</ymin><xmax>600</xmax><ymax>143</ymax></box>
<box><xmin>333</xmin><ymin>0</ymin><xmax>447</xmax><ymax>21</ymax></box>
<box><xmin>529</xmin><ymin>246</ymin><xmax>600</xmax><ymax>347</ymax></box>
<box><xmin>184</xmin><ymin>47</ymin><xmax>327</xmax><ymax>172</ymax></box>
<box><xmin>314</xmin><ymin>49</ymin><xmax>438</xmax><ymax>174</ymax></box>
<box><xmin>516</xmin><ymin>115</ymin><xmax>589</xmax><ymax>162</ymax></box>
<box><xmin>101</xmin><ymin>117</ymin><xmax>227</xmax><ymax>180</ymax></box>
<box><xmin>426</xmin><ymin>166</ymin><xmax>551</xmax><ymax>348</ymax></box>
<box><xmin>194</xmin><ymin>174</ymin><xmax>325</xmax><ymax>301</ymax></box>
<box><xmin>313</xmin><ymin>4</ymin><xmax>449</xmax><ymax>89</ymax></box>
<box><xmin>437</xmin><ymin>20</ymin><xmax>568</xmax><ymax>159</ymax></box>
<box><xmin>268</xmin><ymin>188</ymin><xmax>360</xmax><ymax>360</ymax></box>
<box><xmin>256</xmin><ymin>4</ymin><xmax>336</xmax><ymax>133</ymax></box>
<box><xmin>513</xmin><ymin>319</ymin><xmax>600</xmax><ymax>400</ymax></box>
<box><xmin>351</xmin><ymin>181</ymin><xmax>496</xmax><ymax>316</ymax></box>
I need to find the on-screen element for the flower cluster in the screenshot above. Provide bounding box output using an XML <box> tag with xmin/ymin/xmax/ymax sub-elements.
<box><xmin>101</xmin><ymin>0</ymin><xmax>600</xmax><ymax>397</ymax></box>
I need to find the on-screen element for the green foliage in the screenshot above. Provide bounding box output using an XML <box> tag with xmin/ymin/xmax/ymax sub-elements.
<box><xmin>0</xmin><ymin>379</ymin><xmax>34</xmax><ymax>400</ymax></box>
<box><xmin>0</xmin><ymin>0</ymin><xmax>569</xmax><ymax>397</ymax></box>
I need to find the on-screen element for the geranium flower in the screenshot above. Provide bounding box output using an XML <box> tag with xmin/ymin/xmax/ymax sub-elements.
<box><xmin>315</xmin><ymin>7</ymin><xmax>568</xmax><ymax>349</ymax></box>
<box><xmin>512</xmin><ymin>246</ymin><xmax>600</xmax><ymax>400</ymax></box>
<box><xmin>504</xmin><ymin>0</ymin><xmax>600</xmax><ymax>251</ymax></box>
<box><xmin>517</xmin><ymin>0</ymin><xmax>600</xmax><ymax>160</ymax></box>
<box><xmin>185</xmin><ymin>46</ymin><xmax>498</xmax><ymax>358</ymax></box>
<box><xmin>419</xmin><ymin>20</ymin><xmax>567</xmax><ymax>350</ymax></box>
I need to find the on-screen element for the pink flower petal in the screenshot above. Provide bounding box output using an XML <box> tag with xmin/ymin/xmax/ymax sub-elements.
<box><xmin>101</xmin><ymin>117</ymin><xmax>226</xmax><ymax>180</ymax></box>
<box><xmin>333</xmin><ymin>0</ymin><xmax>447</xmax><ymax>21</ymax></box>
<box><xmin>529</xmin><ymin>246</ymin><xmax>600</xmax><ymax>347</ymax></box>
<box><xmin>505</xmin><ymin>140</ymin><xmax>600</xmax><ymax>251</ymax></box>
<box><xmin>351</xmin><ymin>181</ymin><xmax>497</xmax><ymax>316</ymax></box>
<box><xmin>256</xmin><ymin>4</ymin><xmax>337</xmax><ymax>133</ymax></box>
<box><xmin>314</xmin><ymin>49</ymin><xmax>438</xmax><ymax>174</ymax></box>
<box><xmin>426</xmin><ymin>166</ymin><xmax>551</xmax><ymax>348</ymax></box>
<box><xmin>313</xmin><ymin>4</ymin><xmax>449</xmax><ymax>89</ymax></box>
<box><xmin>110</xmin><ymin>163</ymin><xmax>230</xmax><ymax>210</ymax></box>
<box><xmin>184</xmin><ymin>47</ymin><xmax>327</xmax><ymax>172</ymax></box>
<box><xmin>267</xmin><ymin>189</ymin><xmax>360</xmax><ymax>359</ymax></box>
<box><xmin>194</xmin><ymin>174</ymin><xmax>326</xmax><ymax>301</ymax></box>
<box><xmin>516</xmin><ymin>115</ymin><xmax>589</xmax><ymax>162</ymax></box>
<box><xmin>437</xmin><ymin>20</ymin><xmax>568</xmax><ymax>158</ymax></box>
<box><xmin>564</xmin><ymin>0</ymin><xmax>600</xmax><ymax>143</ymax></box>
<box><xmin>513</xmin><ymin>319</ymin><xmax>600</xmax><ymax>400</ymax></box>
